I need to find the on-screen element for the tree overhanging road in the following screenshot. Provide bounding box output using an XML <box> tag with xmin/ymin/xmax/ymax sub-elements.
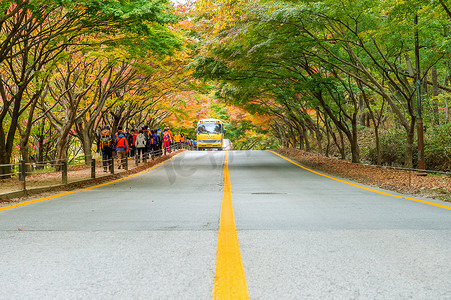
<box><xmin>0</xmin><ymin>151</ymin><xmax>450</xmax><ymax>299</ymax></box>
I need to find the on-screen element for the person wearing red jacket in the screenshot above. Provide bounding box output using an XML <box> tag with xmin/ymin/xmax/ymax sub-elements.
<box><xmin>128</xmin><ymin>129</ymin><xmax>137</xmax><ymax>158</ymax></box>
<box><xmin>115</xmin><ymin>130</ymin><xmax>129</xmax><ymax>169</ymax></box>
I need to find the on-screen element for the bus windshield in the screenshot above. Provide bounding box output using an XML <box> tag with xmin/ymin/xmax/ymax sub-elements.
<box><xmin>198</xmin><ymin>123</ymin><xmax>222</xmax><ymax>134</ymax></box>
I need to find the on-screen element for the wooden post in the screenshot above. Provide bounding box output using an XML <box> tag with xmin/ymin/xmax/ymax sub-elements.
<box><xmin>414</xmin><ymin>15</ymin><xmax>426</xmax><ymax>174</ymax></box>
<box><xmin>62</xmin><ymin>161</ymin><xmax>68</xmax><ymax>185</ymax></box>
<box><xmin>19</xmin><ymin>160</ymin><xmax>26</xmax><ymax>191</ymax></box>
<box><xmin>110</xmin><ymin>157</ymin><xmax>115</xmax><ymax>175</ymax></box>
<box><xmin>91</xmin><ymin>159</ymin><xmax>96</xmax><ymax>179</ymax></box>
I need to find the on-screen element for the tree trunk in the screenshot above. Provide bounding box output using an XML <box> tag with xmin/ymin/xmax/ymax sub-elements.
<box><xmin>316</xmin><ymin>129</ymin><xmax>323</xmax><ymax>154</ymax></box>
<box><xmin>302</xmin><ymin>125</ymin><xmax>310</xmax><ymax>152</ymax></box>
<box><xmin>294</xmin><ymin>121</ymin><xmax>304</xmax><ymax>150</ymax></box>
<box><xmin>77</xmin><ymin>124</ymin><xmax>94</xmax><ymax>166</ymax></box>
<box><xmin>55</xmin><ymin>132</ymin><xmax>70</xmax><ymax>171</ymax></box>
<box><xmin>56</xmin><ymin>139</ymin><xmax>68</xmax><ymax>161</ymax></box>
<box><xmin>315</xmin><ymin>111</ymin><xmax>323</xmax><ymax>154</ymax></box>
<box><xmin>80</xmin><ymin>135</ymin><xmax>93</xmax><ymax>166</ymax></box>
<box><xmin>298</xmin><ymin>133</ymin><xmax>304</xmax><ymax>150</ymax></box>
<box><xmin>0</xmin><ymin>96</ymin><xmax>22</xmax><ymax>177</ymax></box>
<box><xmin>19</xmin><ymin>135</ymin><xmax>32</xmax><ymax>173</ymax></box>
<box><xmin>314</xmin><ymin>89</ymin><xmax>359</xmax><ymax>162</ymax></box>
<box><xmin>0</xmin><ymin>150</ymin><xmax>12</xmax><ymax>179</ymax></box>
<box><xmin>350</xmin><ymin>137</ymin><xmax>360</xmax><ymax>164</ymax></box>
<box><xmin>432</xmin><ymin>68</ymin><xmax>440</xmax><ymax>125</ymax></box>
<box><xmin>337</xmin><ymin>129</ymin><xmax>345</xmax><ymax>159</ymax></box>
<box><xmin>289</xmin><ymin>125</ymin><xmax>296</xmax><ymax>148</ymax></box>
<box><xmin>404</xmin><ymin>120</ymin><xmax>416</xmax><ymax>168</ymax></box>
<box><xmin>359</xmin><ymin>94</ymin><xmax>366</xmax><ymax>126</ymax></box>
<box><xmin>375</xmin><ymin>127</ymin><xmax>381</xmax><ymax>165</ymax></box>
<box><xmin>351</xmin><ymin>111</ymin><xmax>360</xmax><ymax>163</ymax></box>
<box><xmin>422</xmin><ymin>71</ymin><xmax>429</xmax><ymax>96</ymax></box>
<box><xmin>323</xmin><ymin>112</ymin><xmax>331</xmax><ymax>157</ymax></box>
<box><xmin>36</xmin><ymin>134</ymin><xmax>45</xmax><ymax>168</ymax></box>
<box><xmin>18</xmin><ymin>100</ymin><xmax>40</xmax><ymax>172</ymax></box>
<box><xmin>363</xmin><ymin>95</ymin><xmax>382</xmax><ymax>165</ymax></box>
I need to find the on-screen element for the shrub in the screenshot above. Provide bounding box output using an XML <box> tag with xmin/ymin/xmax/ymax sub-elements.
<box><xmin>365</xmin><ymin>123</ymin><xmax>451</xmax><ymax>171</ymax></box>
<box><xmin>424</xmin><ymin>123</ymin><xmax>451</xmax><ymax>171</ymax></box>
<box><xmin>366</xmin><ymin>130</ymin><xmax>414</xmax><ymax>167</ymax></box>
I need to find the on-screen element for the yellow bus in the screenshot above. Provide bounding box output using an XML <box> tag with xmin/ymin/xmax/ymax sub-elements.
<box><xmin>196</xmin><ymin>119</ymin><xmax>224</xmax><ymax>151</ymax></box>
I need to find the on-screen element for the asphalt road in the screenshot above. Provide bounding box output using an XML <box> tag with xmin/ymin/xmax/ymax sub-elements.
<box><xmin>0</xmin><ymin>150</ymin><xmax>450</xmax><ymax>299</ymax></box>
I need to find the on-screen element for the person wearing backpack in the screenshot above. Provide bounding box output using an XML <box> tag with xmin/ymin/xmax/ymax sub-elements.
<box><xmin>99</xmin><ymin>126</ymin><xmax>114</xmax><ymax>172</ymax></box>
<box><xmin>142</xmin><ymin>126</ymin><xmax>150</xmax><ymax>159</ymax></box>
<box><xmin>147</xmin><ymin>130</ymin><xmax>155</xmax><ymax>158</ymax></box>
<box><xmin>135</xmin><ymin>130</ymin><xmax>147</xmax><ymax>163</ymax></box>
<box><xmin>157</xmin><ymin>128</ymin><xmax>163</xmax><ymax>151</ymax></box>
<box><xmin>114</xmin><ymin>129</ymin><xmax>129</xmax><ymax>169</ymax></box>
<box><xmin>128</xmin><ymin>129</ymin><xmax>137</xmax><ymax>158</ymax></box>
<box><xmin>149</xmin><ymin>130</ymin><xmax>159</xmax><ymax>157</ymax></box>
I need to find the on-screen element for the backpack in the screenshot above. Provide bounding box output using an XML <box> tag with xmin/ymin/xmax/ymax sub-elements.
<box><xmin>163</xmin><ymin>133</ymin><xmax>170</xmax><ymax>142</ymax></box>
<box><xmin>153</xmin><ymin>133</ymin><xmax>159</xmax><ymax>145</ymax></box>
<box><xmin>100</xmin><ymin>130</ymin><xmax>112</xmax><ymax>150</ymax></box>
<box><xmin>128</xmin><ymin>134</ymin><xmax>134</xmax><ymax>147</ymax></box>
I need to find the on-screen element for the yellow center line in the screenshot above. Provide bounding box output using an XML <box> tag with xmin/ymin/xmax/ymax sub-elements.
<box><xmin>270</xmin><ymin>150</ymin><xmax>451</xmax><ymax>211</ymax></box>
<box><xmin>213</xmin><ymin>152</ymin><xmax>249</xmax><ymax>300</ymax></box>
<box><xmin>0</xmin><ymin>152</ymin><xmax>183</xmax><ymax>212</ymax></box>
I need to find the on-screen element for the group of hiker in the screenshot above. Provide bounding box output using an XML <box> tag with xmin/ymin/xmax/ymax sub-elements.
<box><xmin>97</xmin><ymin>125</ymin><xmax>194</xmax><ymax>172</ymax></box>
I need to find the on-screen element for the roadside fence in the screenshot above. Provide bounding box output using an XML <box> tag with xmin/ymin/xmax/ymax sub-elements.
<box><xmin>0</xmin><ymin>143</ymin><xmax>193</xmax><ymax>199</ymax></box>
<box><xmin>358</xmin><ymin>164</ymin><xmax>451</xmax><ymax>187</ymax></box>
<box><xmin>284</xmin><ymin>148</ymin><xmax>451</xmax><ymax>188</ymax></box>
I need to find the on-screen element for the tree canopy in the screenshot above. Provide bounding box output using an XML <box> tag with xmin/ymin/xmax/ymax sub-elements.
<box><xmin>191</xmin><ymin>0</ymin><xmax>451</xmax><ymax>169</ymax></box>
<box><xmin>1</xmin><ymin>0</ymin><xmax>450</xmax><ymax>176</ymax></box>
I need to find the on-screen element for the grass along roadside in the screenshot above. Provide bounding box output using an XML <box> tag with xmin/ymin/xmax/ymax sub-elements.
<box><xmin>275</xmin><ymin>148</ymin><xmax>451</xmax><ymax>202</ymax></box>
